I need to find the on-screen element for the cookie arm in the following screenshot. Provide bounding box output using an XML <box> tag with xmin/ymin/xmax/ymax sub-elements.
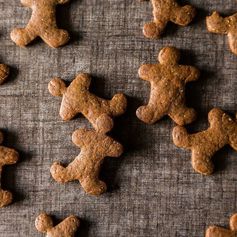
<box><xmin>138</xmin><ymin>64</ymin><xmax>153</xmax><ymax>81</ymax></box>
<box><xmin>182</xmin><ymin>66</ymin><xmax>200</xmax><ymax>82</ymax></box>
<box><xmin>107</xmin><ymin>141</ymin><xmax>123</xmax><ymax>157</ymax></box>
<box><xmin>75</xmin><ymin>73</ymin><xmax>91</xmax><ymax>89</ymax></box>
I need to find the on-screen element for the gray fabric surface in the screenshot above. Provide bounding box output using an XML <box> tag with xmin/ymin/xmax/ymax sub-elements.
<box><xmin>0</xmin><ymin>0</ymin><xmax>236</xmax><ymax>236</ymax></box>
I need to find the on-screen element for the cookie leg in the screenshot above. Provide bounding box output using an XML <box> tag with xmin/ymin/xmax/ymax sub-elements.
<box><xmin>80</xmin><ymin>176</ymin><xmax>107</xmax><ymax>196</ymax></box>
<box><xmin>110</xmin><ymin>94</ymin><xmax>127</xmax><ymax>116</ymax></box>
<box><xmin>50</xmin><ymin>162</ymin><xmax>77</xmax><ymax>183</ymax></box>
<box><xmin>172</xmin><ymin>5</ymin><xmax>196</xmax><ymax>26</ymax></box>
<box><xmin>191</xmin><ymin>152</ymin><xmax>214</xmax><ymax>175</ymax></box>
<box><xmin>143</xmin><ymin>19</ymin><xmax>167</xmax><ymax>39</ymax></box>
<box><xmin>10</xmin><ymin>27</ymin><xmax>37</xmax><ymax>47</ymax></box>
<box><xmin>95</xmin><ymin>114</ymin><xmax>114</xmax><ymax>133</ymax></box>
<box><xmin>136</xmin><ymin>105</ymin><xmax>164</xmax><ymax>124</ymax></box>
<box><xmin>169</xmin><ymin>105</ymin><xmax>196</xmax><ymax>125</ymax></box>
<box><xmin>228</xmin><ymin>31</ymin><xmax>237</xmax><ymax>55</ymax></box>
<box><xmin>41</xmin><ymin>29</ymin><xmax>70</xmax><ymax>48</ymax></box>
<box><xmin>172</xmin><ymin>126</ymin><xmax>191</xmax><ymax>149</ymax></box>
<box><xmin>0</xmin><ymin>190</ymin><xmax>12</xmax><ymax>208</ymax></box>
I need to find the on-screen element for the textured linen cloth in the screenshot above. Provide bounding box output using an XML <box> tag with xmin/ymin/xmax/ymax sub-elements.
<box><xmin>0</xmin><ymin>0</ymin><xmax>236</xmax><ymax>236</ymax></box>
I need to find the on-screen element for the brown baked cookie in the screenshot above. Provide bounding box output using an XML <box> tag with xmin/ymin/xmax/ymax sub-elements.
<box><xmin>172</xmin><ymin>108</ymin><xmax>237</xmax><ymax>175</ymax></box>
<box><xmin>50</xmin><ymin>115</ymin><xmax>123</xmax><ymax>196</ymax></box>
<box><xmin>142</xmin><ymin>0</ymin><xmax>196</xmax><ymax>39</ymax></box>
<box><xmin>35</xmin><ymin>212</ymin><xmax>80</xmax><ymax>237</ymax></box>
<box><xmin>11</xmin><ymin>0</ymin><xmax>71</xmax><ymax>48</ymax></box>
<box><xmin>48</xmin><ymin>73</ymin><xmax>127</xmax><ymax>131</ymax></box>
<box><xmin>0</xmin><ymin>64</ymin><xmax>9</xmax><ymax>85</ymax></box>
<box><xmin>0</xmin><ymin>131</ymin><xmax>19</xmax><ymax>207</ymax></box>
<box><xmin>206</xmin><ymin>11</ymin><xmax>237</xmax><ymax>55</ymax></box>
<box><xmin>206</xmin><ymin>213</ymin><xmax>237</xmax><ymax>237</ymax></box>
<box><xmin>136</xmin><ymin>46</ymin><xmax>200</xmax><ymax>125</ymax></box>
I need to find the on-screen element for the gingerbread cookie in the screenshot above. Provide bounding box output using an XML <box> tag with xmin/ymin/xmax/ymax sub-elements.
<box><xmin>50</xmin><ymin>115</ymin><xmax>123</xmax><ymax>195</ymax></box>
<box><xmin>0</xmin><ymin>131</ymin><xmax>19</xmax><ymax>207</ymax></box>
<box><xmin>172</xmin><ymin>108</ymin><xmax>237</xmax><ymax>175</ymax></box>
<box><xmin>136</xmin><ymin>47</ymin><xmax>200</xmax><ymax>125</ymax></box>
<box><xmin>48</xmin><ymin>73</ymin><xmax>127</xmax><ymax>130</ymax></box>
<box><xmin>206</xmin><ymin>213</ymin><xmax>237</xmax><ymax>237</ymax></box>
<box><xmin>142</xmin><ymin>0</ymin><xmax>196</xmax><ymax>39</ymax></box>
<box><xmin>207</xmin><ymin>11</ymin><xmax>237</xmax><ymax>55</ymax></box>
<box><xmin>35</xmin><ymin>212</ymin><xmax>80</xmax><ymax>237</ymax></box>
<box><xmin>11</xmin><ymin>0</ymin><xmax>71</xmax><ymax>48</ymax></box>
<box><xmin>0</xmin><ymin>64</ymin><xmax>9</xmax><ymax>85</ymax></box>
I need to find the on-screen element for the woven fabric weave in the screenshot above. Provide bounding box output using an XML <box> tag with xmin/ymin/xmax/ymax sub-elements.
<box><xmin>0</xmin><ymin>0</ymin><xmax>236</xmax><ymax>236</ymax></box>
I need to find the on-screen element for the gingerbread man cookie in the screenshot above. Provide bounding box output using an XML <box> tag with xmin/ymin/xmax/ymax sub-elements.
<box><xmin>35</xmin><ymin>212</ymin><xmax>80</xmax><ymax>237</ymax></box>
<box><xmin>136</xmin><ymin>47</ymin><xmax>200</xmax><ymax>125</ymax></box>
<box><xmin>0</xmin><ymin>131</ymin><xmax>19</xmax><ymax>207</ymax></box>
<box><xmin>0</xmin><ymin>64</ymin><xmax>9</xmax><ymax>85</ymax></box>
<box><xmin>207</xmin><ymin>11</ymin><xmax>237</xmax><ymax>55</ymax></box>
<box><xmin>49</xmin><ymin>73</ymin><xmax>127</xmax><ymax>130</ymax></box>
<box><xmin>50</xmin><ymin>116</ymin><xmax>123</xmax><ymax>195</ymax></box>
<box><xmin>173</xmin><ymin>108</ymin><xmax>237</xmax><ymax>175</ymax></box>
<box><xmin>142</xmin><ymin>0</ymin><xmax>196</xmax><ymax>39</ymax></box>
<box><xmin>11</xmin><ymin>0</ymin><xmax>71</xmax><ymax>48</ymax></box>
<box><xmin>206</xmin><ymin>213</ymin><xmax>237</xmax><ymax>237</ymax></box>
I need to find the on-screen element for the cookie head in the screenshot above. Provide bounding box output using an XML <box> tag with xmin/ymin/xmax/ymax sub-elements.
<box><xmin>158</xmin><ymin>47</ymin><xmax>180</xmax><ymax>65</ymax></box>
<box><xmin>96</xmin><ymin>114</ymin><xmax>114</xmax><ymax>134</ymax></box>
<box><xmin>48</xmin><ymin>78</ymin><xmax>67</xmax><ymax>97</ymax></box>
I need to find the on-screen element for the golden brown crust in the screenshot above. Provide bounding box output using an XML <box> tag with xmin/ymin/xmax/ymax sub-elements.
<box><xmin>142</xmin><ymin>0</ymin><xmax>196</xmax><ymax>39</ymax></box>
<box><xmin>48</xmin><ymin>73</ymin><xmax>127</xmax><ymax>131</ymax></box>
<box><xmin>11</xmin><ymin>0</ymin><xmax>71</xmax><ymax>48</ymax></box>
<box><xmin>205</xmin><ymin>213</ymin><xmax>237</xmax><ymax>237</ymax></box>
<box><xmin>136</xmin><ymin>47</ymin><xmax>199</xmax><ymax>125</ymax></box>
<box><xmin>206</xmin><ymin>11</ymin><xmax>237</xmax><ymax>55</ymax></box>
<box><xmin>172</xmin><ymin>108</ymin><xmax>237</xmax><ymax>175</ymax></box>
<box><xmin>50</xmin><ymin>116</ymin><xmax>123</xmax><ymax>196</ymax></box>
<box><xmin>35</xmin><ymin>212</ymin><xmax>80</xmax><ymax>237</ymax></box>
<box><xmin>0</xmin><ymin>131</ymin><xmax>19</xmax><ymax>207</ymax></box>
<box><xmin>0</xmin><ymin>64</ymin><xmax>9</xmax><ymax>85</ymax></box>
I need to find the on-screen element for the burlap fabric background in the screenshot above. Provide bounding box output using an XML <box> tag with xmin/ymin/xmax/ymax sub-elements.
<box><xmin>0</xmin><ymin>0</ymin><xmax>236</xmax><ymax>236</ymax></box>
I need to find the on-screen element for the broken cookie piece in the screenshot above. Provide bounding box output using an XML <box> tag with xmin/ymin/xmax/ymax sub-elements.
<box><xmin>141</xmin><ymin>0</ymin><xmax>196</xmax><ymax>39</ymax></box>
<box><xmin>35</xmin><ymin>212</ymin><xmax>80</xmax><ymax>237</ymax></box>
<box><xmin>0</xmin><ymin>130</ymin><xmax>19</xmax><ymax>207</ymax></box>
<box><xmin>207</xmin><ymin>11</ymin><xmax>237</xmax><ymax>55</ymax></box>
<box><xmin>206</xmin><ymin>213</ymin><xmax>237</xmax><ymax>237</ymax></box>
<box><xmin>11</xmin><ymin>0</ymin><xmax>71</xmax><ymax>48</ymax></box>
